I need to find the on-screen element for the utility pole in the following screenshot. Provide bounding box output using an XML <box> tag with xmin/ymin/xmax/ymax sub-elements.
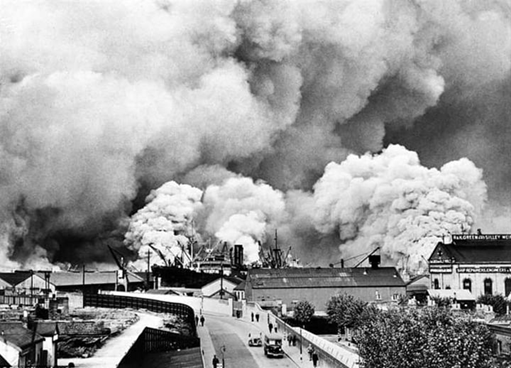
<box><xmin>220</xmin><ymin>261</ymin><xmax>224</xmax><ymax>300</ymax></box>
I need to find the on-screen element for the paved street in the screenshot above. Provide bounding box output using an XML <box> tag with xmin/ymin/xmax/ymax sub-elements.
<box><xmin>198</xmin><ymin>313</ymin><xmax>302</xmax><ymax>368</ymax></box>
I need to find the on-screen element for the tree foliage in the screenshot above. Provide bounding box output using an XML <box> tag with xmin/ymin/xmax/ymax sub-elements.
<box><xmin>477</xmin><ymin>294</ymin><xmax>508</xmax><ymax>315</ymax></box>
<box><xmin>293</xmin><ymin>300</ymin><xmax>315</xmax><ymax>325</ymax></box>
<box><xmin>354</xmin><ymin>307</ymin><xmax>496</xmax><ymax>368</ymax></box>
<box><xmin>326</xmin><ymin>293</ymin><xmax>370</xmax><ymax>329</ymax></box>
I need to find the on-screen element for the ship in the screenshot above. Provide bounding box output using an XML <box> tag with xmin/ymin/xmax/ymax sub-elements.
<box><xmin>150</xmin><ymin>231</ymin><xmax>298</xmax><ymax>289</ymax></box>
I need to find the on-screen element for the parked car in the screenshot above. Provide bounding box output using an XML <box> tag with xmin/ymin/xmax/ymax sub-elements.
<box><xmin>248</xmin><ymin>337</ymin><xmax>262</xmax><ymax>347</ymax></box>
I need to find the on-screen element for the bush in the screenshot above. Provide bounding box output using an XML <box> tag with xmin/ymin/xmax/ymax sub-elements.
<box><xmin>354</xmin><ymin>307</ymin><xmax>496</xmax><ymax>368</ymax></box>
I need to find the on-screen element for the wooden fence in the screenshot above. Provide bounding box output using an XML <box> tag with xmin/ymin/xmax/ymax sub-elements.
<box><xmin>83</xmin><ymin>293</ymin><xmax>197</xmax><ymax>336</ymax></box>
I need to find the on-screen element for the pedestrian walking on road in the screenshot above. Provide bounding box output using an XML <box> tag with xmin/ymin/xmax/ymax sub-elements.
<box><xmin>312</xmin><ymin>351</ymin><xmax>319</xmax><ymax>367</ymax></box>
<box><xmin>292</xmin><ymin>334</ymin><xmax>297</xmax><ymax>346</ymax></box>
<box><xmin>200</xmin><ymin>315</ymin><xmax>205</xmax><ymax>326</ymax></box>
<box><xmin>307</xmin><ymin>345</ymin><xmax>313</xmax><ymax>360</ymax></box>
<box><xmin>212</xmin><ymin>355</ymin><xmax>219</xmax><ymax>368</ymax></box>
<box><xmin>268</xmin><ymin>322</ymin><xmax>273</xmax><ymax>332</ymax></box>
<box><xmin>251</xmin><ymin>312</ymin><xmax>254</xmax><ymax>322</ymax></box>
<box><xmin>195</xmin><ymin>315</ymin><xmax>199</xmax><ymax>326</ymax></box>
<box><xmin>256</xmin><ymin>313</ymin><xmax>260</xmax><ymax>322</ymax></box>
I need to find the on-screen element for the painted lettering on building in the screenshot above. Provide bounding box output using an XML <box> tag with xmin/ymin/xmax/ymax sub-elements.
<box><xmin>456</xmin><ymin>267</ymin><xmax>511</xmax><ymax>273</ymax></box>
<box><xmin>452</xmin><ymin>234</ymin><xmax>511</xmax><ymax>241</ymax></box>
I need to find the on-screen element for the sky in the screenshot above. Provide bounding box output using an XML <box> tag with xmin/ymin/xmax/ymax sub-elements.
<box><xmin>1</xmin><ymin>0</ymin><xmax>511</xmax><ymax>274</ymax></box>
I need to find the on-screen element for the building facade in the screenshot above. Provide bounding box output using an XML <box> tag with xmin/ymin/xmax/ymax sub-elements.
<box><xmin>428</xmin><ymin>234</ymin><xmax>511</xmax><ymax>298</ymax></box>
<box><xmin>245</xmin><ymin>266</ymin><xmax>406</xmax><ymax>312</ymax></box>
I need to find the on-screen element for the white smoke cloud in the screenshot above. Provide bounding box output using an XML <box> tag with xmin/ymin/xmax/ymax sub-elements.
<box><xmin>124</xmin><ymin>181</ymin><xmax>203</xmax><ymax>270</ymax></box>
<box><xmin>313</xmin><ymin>145</ymin><xmax>486</xmax><ymax>274</ymax></box>
<box><xmin>0</xmin><ymin>0</ymin><xmax>509</xmax><ymax>270</ymax></box>
<box><xmin>201</xmin><ymin>177</ymin><xmax>287</xmax><ymax>263</ymax></box>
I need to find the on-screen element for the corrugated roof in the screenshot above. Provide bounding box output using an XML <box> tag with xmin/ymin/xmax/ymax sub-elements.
<box><xmin>248</xmin><ymin>267</ymin><xmax>404</xmax><ymax>289</ymax></box>
<box><xmin>44</xmin><ymin>271</ymin><xmax>144</xmax><ymax>286</ymax></box>
<box><xmin>0</xmin><ymin>322</ymin><xmax>44</xmax><ymax>350</ymax></box>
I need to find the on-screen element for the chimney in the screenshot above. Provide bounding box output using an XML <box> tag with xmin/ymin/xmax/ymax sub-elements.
<box><xmin>234</xmin><ymin>244</ymin><xmax>243</xmax><ymax>267</ymax></box>
<box><xmin>369</xmin><ymin>255</ymin><xmax>380</xmax><ymax>269</ymax></box>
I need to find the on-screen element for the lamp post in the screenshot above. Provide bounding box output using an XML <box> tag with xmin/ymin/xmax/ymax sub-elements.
<box><xmin>221</xmin><ymin>345</ymin><xmax>226</xmax><ymax>368</ymax></box>
<box><xmin>300</xmin><ymin>325</ymin><xmax>303</xmax><ymax>363</ymax></box>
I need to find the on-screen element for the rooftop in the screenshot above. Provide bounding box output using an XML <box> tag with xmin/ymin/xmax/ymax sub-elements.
<box><xmin>247</xmin><ymin>267</ymin><xmax>405</xmax><ymax>289</ymax></box>
<box><xmin>429</xmin><ymin>234</ymin><xmax>511</xmax><ymax>264</ymax></box>
<box><xmin>0</xmin><ymin>322</ymin><xmax>44</xmax><ymax>350</ymax></box>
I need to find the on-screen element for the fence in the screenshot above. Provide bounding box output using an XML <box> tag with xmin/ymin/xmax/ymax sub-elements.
<box><xmin>83</xmin><ymin>293</ymin><xmax>197</xmax><ymax>337</ymax></box>
<box><xmin>118</xmin><ymin>327</ymin><xmax>201</xmax><ymax>368</ymax></box>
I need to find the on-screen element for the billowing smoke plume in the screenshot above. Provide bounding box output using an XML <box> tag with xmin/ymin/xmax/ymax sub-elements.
<box><xmin>1</xmin><ymin>0</ymin><xmax>510</xmax><ymax>272</ymax></box>
<box><xmin>126</xmin><ymin>177</ymin><xmax>286</xmax><ymax>266</ymax></box>
<box><xmin>124</xmin><ymin>182</ymin><xmax>203</xmax><ymax>270</ymax></box>
<box><xmin>313</xmin><ymin>145</ymin><xmax>486</xmax><ymax>274</ymax></box>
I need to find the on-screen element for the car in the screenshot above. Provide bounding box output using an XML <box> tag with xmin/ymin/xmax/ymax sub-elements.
<box><xmin>248</xmin><ymin>337</ymin><xmax>262</xmax><ymax>347</ymax></box>
<box><xmin>263</xmin><ymin>333</ymin><xmax>284</xmax><ymax>358</ymax></box>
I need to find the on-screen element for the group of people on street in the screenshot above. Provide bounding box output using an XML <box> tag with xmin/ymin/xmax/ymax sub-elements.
<box><xmin>195</xmin><ymin>314</ymin><xmax>205</xmax><ymax>327</ymax></box>
<box><xmin>307</xmin><ymin>345</ymin><xmax>319</xmax><ymax>367</ymax></box>
<box><xmin>250</xmin><ymin>311</ymin><xmax>260</xmax><ymax>322</ymax></box>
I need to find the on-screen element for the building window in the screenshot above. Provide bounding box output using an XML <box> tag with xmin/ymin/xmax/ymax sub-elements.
<box><xmin>433</xmin><ymin>279</ymin><xmax>439</xmax><ymax>289</ymax></box>
<box><xmin>505</xmin><ymin>278</ymin><xmax>511</xmax><ymax>298</ymax></box>
<box><xmin>484</xmin><ymin>278</ymin><xmax>493</xmax><ymax>295</ymax></box>
<box><xmin>463</xmin><ymin>278</ymin><xmax>472</xmax><ymax>292</ymax></box>
<box><xmin>375</xmin><ymin>291</ymin><xmax>381</xmax><ymax>300</ymax></box>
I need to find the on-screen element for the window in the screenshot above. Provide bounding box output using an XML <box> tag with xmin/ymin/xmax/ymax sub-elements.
<box><xmin>505</xmin><ymin>278</ymin><xmax>511</xmax><ymax>297</ymax></box>
<box><xmin>375</xmin><ymin>290</ymin><xmax>381</xmax><ymax>300</ymax></box>
<box><xmin>484</xmin><ymin>278</ymin><xmax>493</xmax><ymax>295</ymax></box>
<box><xmin>463</xmin><ymin>278</ymin><xmax>472</xmax><ymax>292</ymax></box>
<box><xmin>433</xmin><ymin>279</ymin><xmax>439</xmax><ymax>289</ymax></box>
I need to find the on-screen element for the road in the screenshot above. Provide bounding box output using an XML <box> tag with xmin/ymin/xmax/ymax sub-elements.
<box><xmin>204</xmin><ymin>314</ymin><xmax>300</xmax><ymax>368</ymax></box>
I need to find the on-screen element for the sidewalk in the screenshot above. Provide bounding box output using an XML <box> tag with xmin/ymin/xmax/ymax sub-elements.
<box><xmin>195</xmin><ymin>313</ymin><xmax>216</xmax><ymax>368</ymax></box>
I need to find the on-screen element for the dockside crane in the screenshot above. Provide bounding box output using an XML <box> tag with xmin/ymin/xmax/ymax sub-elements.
<box><xmin>107</xmin><ymin>244</ymin><xmax>130</xmax><ymax>291</ymax></box>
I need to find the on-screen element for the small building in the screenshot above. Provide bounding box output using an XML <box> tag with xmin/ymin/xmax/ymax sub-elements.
<box><xmin>29</xmin><ymin>321</ymin><xmax>59</xmax><ymax>368</ymax></box>
<box><xmin>0</xmin><ymin>321</ymin><xmax>45</xmax><ymax>367</ymax></box>
<box><xmin>428</xmin><ymin>234</ymin><xmax>511</xmax><ymax>298</ymax></box>
<box><xmin>406</xmin><ymin>274</ymin><xmax>430</xmax><ymax>305</ymax></box>
<box><xmin>234</xmin><ymin>280</ymin><xmax>246</xmax><ymax>301</ymax></box>
<box><xmin>245</xmin><ymin>266</ymin><xmax>405</xmax><ymax>312</ymax></box>
<box><xmin>201</xmin><ymin>276</ymin><xmax>242</xmax><ymax>299</ymax></box>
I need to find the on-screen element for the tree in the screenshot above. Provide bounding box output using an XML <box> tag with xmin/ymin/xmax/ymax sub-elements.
<box><xmin>293</xmin><ymin>300</ymin><xmax>315</xmax><ymax>325</ymax></box>
<box><xmin>354</xmin><ymin>307</ymin><xmax>496</xmax><ymax>368</ymax></box>
<box><xmin>477</xmin><ymin>294</ymin><xmax>508</xmax><ymax>315</ymax></box>
<box><xmin>326</xmin><ymin>294</ymin><xmax>369</xmax><ymax>330</ymax></box>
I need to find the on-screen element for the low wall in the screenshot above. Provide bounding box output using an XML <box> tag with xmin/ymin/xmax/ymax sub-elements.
<box><xmin>246</xmin><ymin>302</ymin><xmax>360</xmax><ymax>368</ymax></box>
<box><xmin>105</xmin><ymin>291</ymin><xmax>233</xmax><ymax>316</ymax></box>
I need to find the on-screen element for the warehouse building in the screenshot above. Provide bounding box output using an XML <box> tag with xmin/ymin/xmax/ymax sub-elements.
<box><xmin>245</xmin><ymin>259</ymin><xmax>405</xmax><ymax>312</ymax></box>
<box><xmin>428</xmin><ymin>234</ymin><xmax>511</xmax><ymax>298</ymax></box>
